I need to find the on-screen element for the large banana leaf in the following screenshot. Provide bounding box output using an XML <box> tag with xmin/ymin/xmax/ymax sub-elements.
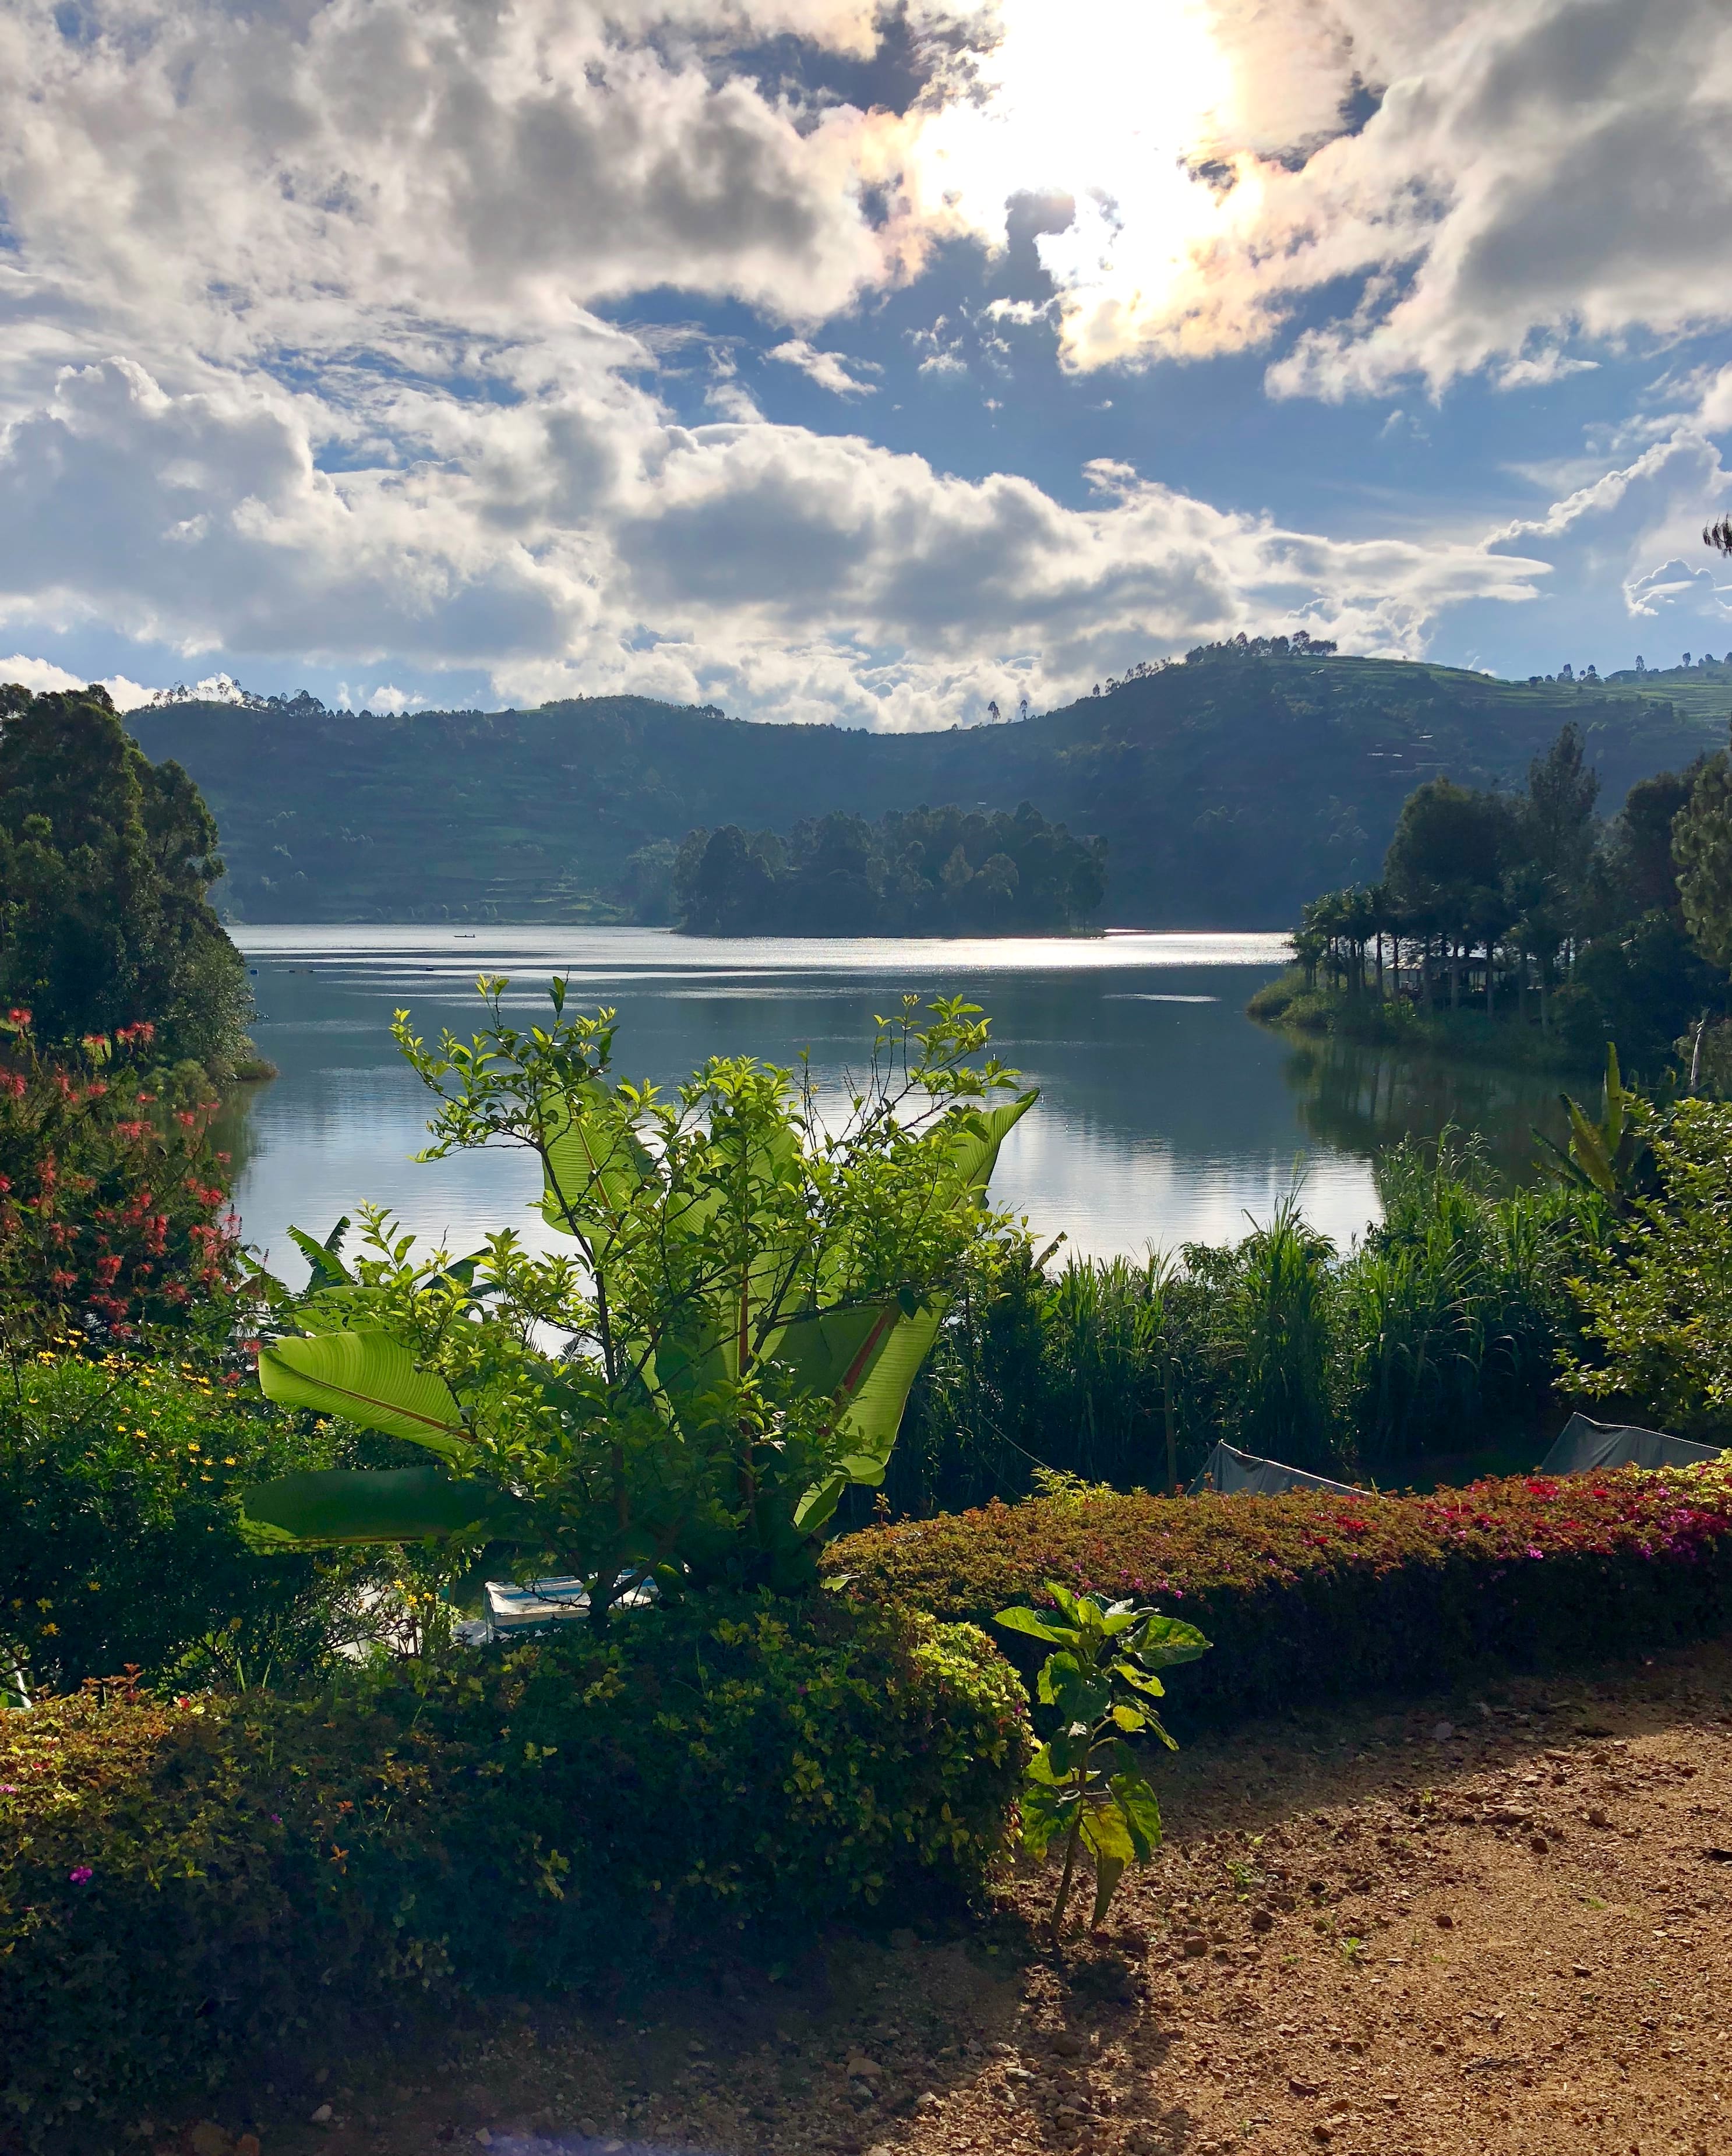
<box><xmin>789</xmin><ymin>1092</ymin><xmax>1036</xmax><ymax>1530</ymax></box>
<box><xmin>239</xmin><ymin>1465</ymin><xmax>527</xmax><ymax>1550</ymax></box>
<box><xmin>538</xmin><ymin>1088</ymin><xmax>655</xmax><ymax>1245</ymax></box>
<box><xmin>257</xmin><ymin>1329</ymin><xmax>471</xmax><ymax>1462</ymax></box>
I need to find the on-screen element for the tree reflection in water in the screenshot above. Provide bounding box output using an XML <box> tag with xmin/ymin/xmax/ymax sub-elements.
<box><xmin>1283</xmin><ymin>1035</ymin><xmax>1572</xmax><ymax>1190</ymax></box>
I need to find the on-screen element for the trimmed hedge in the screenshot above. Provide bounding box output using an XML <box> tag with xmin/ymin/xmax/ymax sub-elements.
<box><xmin>827</xmin><ymin>1469</ymin><xmax>1732</xmax><ymax>1721</ymax></box>
<box><xmin>0</xmin><ymin>1597</ymin><xmax>1025</xmax><ymax>2142</ymax></box>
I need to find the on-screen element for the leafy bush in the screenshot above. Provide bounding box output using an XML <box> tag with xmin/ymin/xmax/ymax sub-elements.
<box><xmin>0</xmin><ymin>1352</ymin><xmax>385</xmax><ymax>1695</ymax></box>
<box><xmin>0</xmin><ymin>1014</ymin><xmax>244</xmax><ymax>1351</ymax></box>
<box><xmin>244</xmin><ymin>985</ymin><xmax>1030</xmax><ymax>1608</ymax></box>
<box><xmin>0</xmin><ymin>1598</ymin><xmax>1026</xmax><ymax>2139</ymax></box>
<box><xmin>830</xmin><ymin>1470</ymin><xmax>1732</xmax><ymax>1723</ymax></box>
<box><xmin>1564</xmin><ymin>1096</ymin><xmax>1732</xmax><ymax>1434</ymax></box>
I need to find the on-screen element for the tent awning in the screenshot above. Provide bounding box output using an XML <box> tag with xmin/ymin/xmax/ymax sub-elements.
<box><xmin>1187</xmin><ymin>1442</ymin><xmax>1365</xmax><ymax>1498</ymax></box>
<box><xmin>1536</xmin><ymin>1414</ymin><xmax>1726</xmax><ymax>1476</ymax></box>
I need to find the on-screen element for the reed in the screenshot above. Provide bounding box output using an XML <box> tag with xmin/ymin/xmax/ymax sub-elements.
<box><xmin>879</xmin><ymin>1132</ymin><xmax>1595</xmax><ymax>1519</ymax></box>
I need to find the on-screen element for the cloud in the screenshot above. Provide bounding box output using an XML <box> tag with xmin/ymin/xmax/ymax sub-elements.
<box><xmin>0</xmin><ymin>0</ymin><xmax>1709</xmax><ymax>729</ymax></box>
<box><xmin>0</xmin><ymin>0</ymin><xmax>933</xmax><ymax>398</ymax></box>
<box><xmin>766</xmin><ymin>340</ymin><xmax>879</xmax><ymax>395</ymax></box>
<box><xmin>0</xmin><ymin>651</ymin><xmax>155</xmax><ymax>708</ymax></box>
<box><xmin>0</xmin><ymin>348</ymin><xmax>1555</xmax><ymax>728</ymax></box>
<box><xmin>1624</xmin><ymin>559</ymin><xmax>1728</xmax><ymax>620</ymax></box>
<box><xmin>900</xmin><ymin>0</ymin><xmax>1732</xmax><ymax>396</ymax></box>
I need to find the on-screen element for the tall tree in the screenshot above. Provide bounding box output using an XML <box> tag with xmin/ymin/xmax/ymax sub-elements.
<box><xmin>0</xmin><ymin>685</ymin><xmax>249</xmax><ymax>1070</ymax></box>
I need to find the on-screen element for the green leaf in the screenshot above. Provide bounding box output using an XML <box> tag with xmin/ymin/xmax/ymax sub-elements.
<box><xmin>539</xmin><ymin>1091</ymin><xmax>655</xmax><ymax>1245</ymax></box>
<box><xmin>1036</xmin><ymin>1649</ymin><xmax>1083</xmax><ymax>1705</ymax></box>
<box><xmin>1110</xmin><ymin>1701</ymin><xmax>1147</xmax><ymax>1732</ymax></box>
<box><xmin>993</xmin><ymin>1605</ymin><xmax>1071</xmax><ymax>1646</ymax></box>
<box><xmin>238</xmin><ymin>1466</ymin><xmax>528</xmax><ymax>1550</ymax></box>
<box><xmin>1130</xmin><ymin>1614</ymin><xmax>1212</xmax><ymax>1669</ymax></box>
<box><xmin>1018</xmin><ymin>1776</ymin><xmax>1070</xmax><ymax>1859</ymax></box>
<box><xmin>1089</xmin><ymin>1852</ymin><xmax>1127</xmax><ymax>1929</ymax></box>
<box><xmin>1110</xmin><ymin>1779</ymin><xmax>1162</xmax><ymax>1864</ymax></box>
<box><xmin>1042</xmin><ymin>1580</ymin><xmax>1090</xmax><ymax>1626</ymax></box>
<box><xmin>288</xmin><ymin>1218</ymin><xmax>353</xmax><ymax>1289</ymax></box>
<box><xmin>257</xmin><ymin>1330</ymin><xmax>470</xmax><ymax>1462</ymax></box>
<box><xmin>1025</xmin><ymin>1741</ymin><xmax>1066</xmax><ymax>1787</ymax></box>
<box><xmin>1078</xmin><ymin>1801</ymin><xmax>1135</xmax><ymax>1868</ymax></box>
<box><xmin>1112</xmin><ymin>1660</ymin><xmax>1167</xmax><ymax>1698</ymax></box>
<box><xmin>1045</xmin><ymin>1667</ymin><xmax>1112</xmax><ymax>1726</ymax></box>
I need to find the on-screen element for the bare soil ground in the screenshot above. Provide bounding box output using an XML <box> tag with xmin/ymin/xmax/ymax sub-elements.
<box><xmin>151</xmin><ymin>1640</ymin><xmax>1732</xmax><ymax>2156</ymax></box>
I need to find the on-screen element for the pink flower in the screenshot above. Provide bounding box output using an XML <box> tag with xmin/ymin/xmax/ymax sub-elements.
<box><xmin>68</xmin><ymin>1865</ymin><xmax>93</xmax><ymax>1885</ymax></box>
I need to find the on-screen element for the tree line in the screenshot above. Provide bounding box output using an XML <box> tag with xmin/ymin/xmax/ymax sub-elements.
<box><xmin>661</xmin><ymin>802</ymin><xmax>1107</xmax><ymax>936</ymax></box>
<box><xmin>1272</xmin><ymin>716</ymin><xmax>1732</xmax><ymax>1074</ymax></box>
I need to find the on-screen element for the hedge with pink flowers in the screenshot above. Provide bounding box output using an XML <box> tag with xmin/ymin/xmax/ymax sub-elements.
<box><xmin>827</xmin><ymin>1469</ymin><xmax>1732</xmax><ymax>1719</ymax></box>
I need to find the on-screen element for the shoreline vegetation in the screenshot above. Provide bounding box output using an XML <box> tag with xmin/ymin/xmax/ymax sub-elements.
<box><xmin>1247</xmin><ymin>716</ymin><xmax>1732</xmax><ymax>1086</ymax></box>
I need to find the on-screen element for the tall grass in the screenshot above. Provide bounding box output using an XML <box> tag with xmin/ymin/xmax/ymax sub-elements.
<box><xmin>879</xmin><ymin>1133</ymin><xmax>1597</xmax><ymax>1518</ymax></box>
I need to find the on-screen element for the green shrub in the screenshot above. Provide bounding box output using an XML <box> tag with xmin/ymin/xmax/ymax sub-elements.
<box><xmin>830</xmin><ymin>1469</ymin><xmax>1732</xmax><ymax>1723</ymax></box>
<box><xmin>0</xmin><ymin>1596</ymin><xmax>1026</xmax><ymax>2139</ymax></box>
<box><xmin>1564</xmin><ymin>1096</ymin><xmax>1732</xmax><ymax>1435</ymax></box>
<box><xmin>0</xmin><ymin>1352</ymin><xmax>384</xmax><ymax>1693</ymax></box>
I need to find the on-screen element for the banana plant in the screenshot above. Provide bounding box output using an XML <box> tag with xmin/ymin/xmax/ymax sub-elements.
<box><xmin>1534</xmin><ymin>1043</ymin><xmax>1655</xmax><ymax>1216</ymax></box>
<box><xmin>241</xmin><ymin>982</ymin><xmax>1034</xmax><ymax>1614</ymax></box>
<box><xmin>996</xmin><ymin>1580</ymin><xmax>1210</xmax><ymax>1949</ymax></box>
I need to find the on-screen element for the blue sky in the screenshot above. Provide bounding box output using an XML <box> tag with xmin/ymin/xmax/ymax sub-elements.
<box><xmin>1</xmin><ymin>0</ymin><xmax>1729</xmax><ymax>726</ymax></box>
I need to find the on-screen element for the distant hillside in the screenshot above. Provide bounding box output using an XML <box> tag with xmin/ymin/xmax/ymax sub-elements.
<box><xmin>124</xmin><ymin>652</ymin><xmax>1729</xmax><ymax>927</ymax></box>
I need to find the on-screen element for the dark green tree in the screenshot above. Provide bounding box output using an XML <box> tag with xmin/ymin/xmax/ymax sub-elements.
<box><xmin>0</xmin><ymin>685</ymin><xmax>249</xmax><ymax>1071</ymax></box>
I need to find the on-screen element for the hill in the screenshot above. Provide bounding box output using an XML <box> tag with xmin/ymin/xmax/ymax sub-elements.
<box><xmin>123</xmin><ymin>652</ymin><xmax>1731</xmax><ymax>927</ymax></box>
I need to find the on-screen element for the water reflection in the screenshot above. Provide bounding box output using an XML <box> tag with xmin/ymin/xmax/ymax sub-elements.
<box><xmin>1282</xmin><ymin>1035</ymin><xmax>1571</xmax><ymax>1183</ymax></box>
<box><xmin>224</xmin><ymin>926</ymin><xmax>1564</xmax><ymax>1283</ymax></box>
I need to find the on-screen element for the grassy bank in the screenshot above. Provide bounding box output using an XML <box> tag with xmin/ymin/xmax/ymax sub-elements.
<box><xmin>1247</xmin><ymin>966</ymin><xmax>1595</xmax><ymax>1074</ymax></box>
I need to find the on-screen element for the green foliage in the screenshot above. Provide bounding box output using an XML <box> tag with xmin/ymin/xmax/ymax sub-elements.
<box><xmin>0</xmin><ymin>1016</ymin><xmax>245</xmax><ymax>1352</ymax></box>
<box><xmin>1563</xmin><ymin>1096</ymin><xmax>1732</xmax><ymax>1435</ymax></box>
<box><xmin>996</xmin><ymin>1581</ymin><xmax>1208</xmax><ymax>1943</ymax></box>
<box><xmin>1535</xmin><ymin>1045</ymin><xmax>1656</xmax><ymax>1214</ymax></box>
<box><xmin>674</xmin><ymin>802</ymin><xmax>1106</xmax><ymax>934</ymax></box>
<box><xmin>833</xmin><ymin>1467</ymin><xmax>1732</xmax><ymax>1726</ymax></box>
<box><xmin>0</xmin><ymin>684</ymin><xmax>252</xmax><ymax>1072</ymax></box>
<box><xmin>885</xmin><ymin>1141</ymin><xmax>1588</xmax><ymax>1511</ymax></box>
<box><xmin>1268</xmin><ymin>722</ymin><xmax>1732</xmax><ymax>1074</ymax></box>
<box><xmin>1674</xmin><ymin>744</ymin><xmax>1732</xmax><ymax>975</ymax></box>
<box><xmin>243</xmin><ymin>983</ymin><xmax>1032</xmax><ymax>1608</ymax></box>
<box><xmin>0</xmin><ymin>1352</ymin><xmax>383</xmax><ymax>1696</ymax></box>
<box><xmin>0</xmin><ymin>1597</ymin><xmax>1027</xmax><ymax>2138</ymax></box>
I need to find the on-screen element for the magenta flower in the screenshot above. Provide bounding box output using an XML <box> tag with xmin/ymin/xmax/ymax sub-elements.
<box><xmin>68</xmin><ymin>1865</ymin><xmax>93</xmax><ymax>1885</ymax></box>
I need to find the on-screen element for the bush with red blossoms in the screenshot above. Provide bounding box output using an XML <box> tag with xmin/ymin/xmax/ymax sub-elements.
<box><xmin>0</xmin><ymin>1010</ymin><xmax>242</xmax><ymax>1347</ymax></box>
<box><xmin>828</xmin><ymin>1468</ymin><xmax>1732</xmax><ymax>1722</ymax></box>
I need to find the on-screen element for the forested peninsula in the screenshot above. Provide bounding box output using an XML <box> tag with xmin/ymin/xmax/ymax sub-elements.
<box><xmin>125</xmin><ymin>643</ymin><xmax>1732</xmax><ymax>928</ymax></box>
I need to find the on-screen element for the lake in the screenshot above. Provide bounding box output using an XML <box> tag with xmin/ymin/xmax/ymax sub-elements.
<box><xmin>224</xmin><ymin>926</ymin><xmax>1569</xmax><ymax>1286</ymax></box>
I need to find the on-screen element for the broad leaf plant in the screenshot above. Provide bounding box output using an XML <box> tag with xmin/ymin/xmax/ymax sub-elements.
<box><xmin>996</xmin><ymin>1580</ymin><xmax>1210</xmax><ymax>1948</ymax></box>
<box><xmin>241</xmin><ymin>979</ymin><xmax>1033</xmax><ymax>1618</ymax></box>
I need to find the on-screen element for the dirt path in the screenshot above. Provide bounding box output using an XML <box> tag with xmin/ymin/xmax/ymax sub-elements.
<box><xmin>154</xmin><ymin>1639</ymin><xmax>1732</xmax><ymax>2156</ymax></box>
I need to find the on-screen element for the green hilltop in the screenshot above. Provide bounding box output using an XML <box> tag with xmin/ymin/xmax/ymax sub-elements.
<box><xmin>124</xmin><ymin>647</ymin><xmax>1732</xmax><ymax>927</ymax></box>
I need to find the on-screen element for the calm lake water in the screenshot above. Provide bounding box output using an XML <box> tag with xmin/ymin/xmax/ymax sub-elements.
<box><xmin>225</xmin><ymin>927</ymin><xmax>1569</xmax><ymax>1286</ymax></box>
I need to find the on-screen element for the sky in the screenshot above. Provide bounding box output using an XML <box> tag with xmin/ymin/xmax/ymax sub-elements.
<box><xmin>1</xmin><ymin>0</ymin><xmax>1730</xmax><ymax>729</ymax></box>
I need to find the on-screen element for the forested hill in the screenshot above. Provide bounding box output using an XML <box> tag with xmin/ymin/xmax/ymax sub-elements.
<box><xmin>124</xmin><ymin>651</ymin><xmax>1731</xmax><ymax>927</ymax></box>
